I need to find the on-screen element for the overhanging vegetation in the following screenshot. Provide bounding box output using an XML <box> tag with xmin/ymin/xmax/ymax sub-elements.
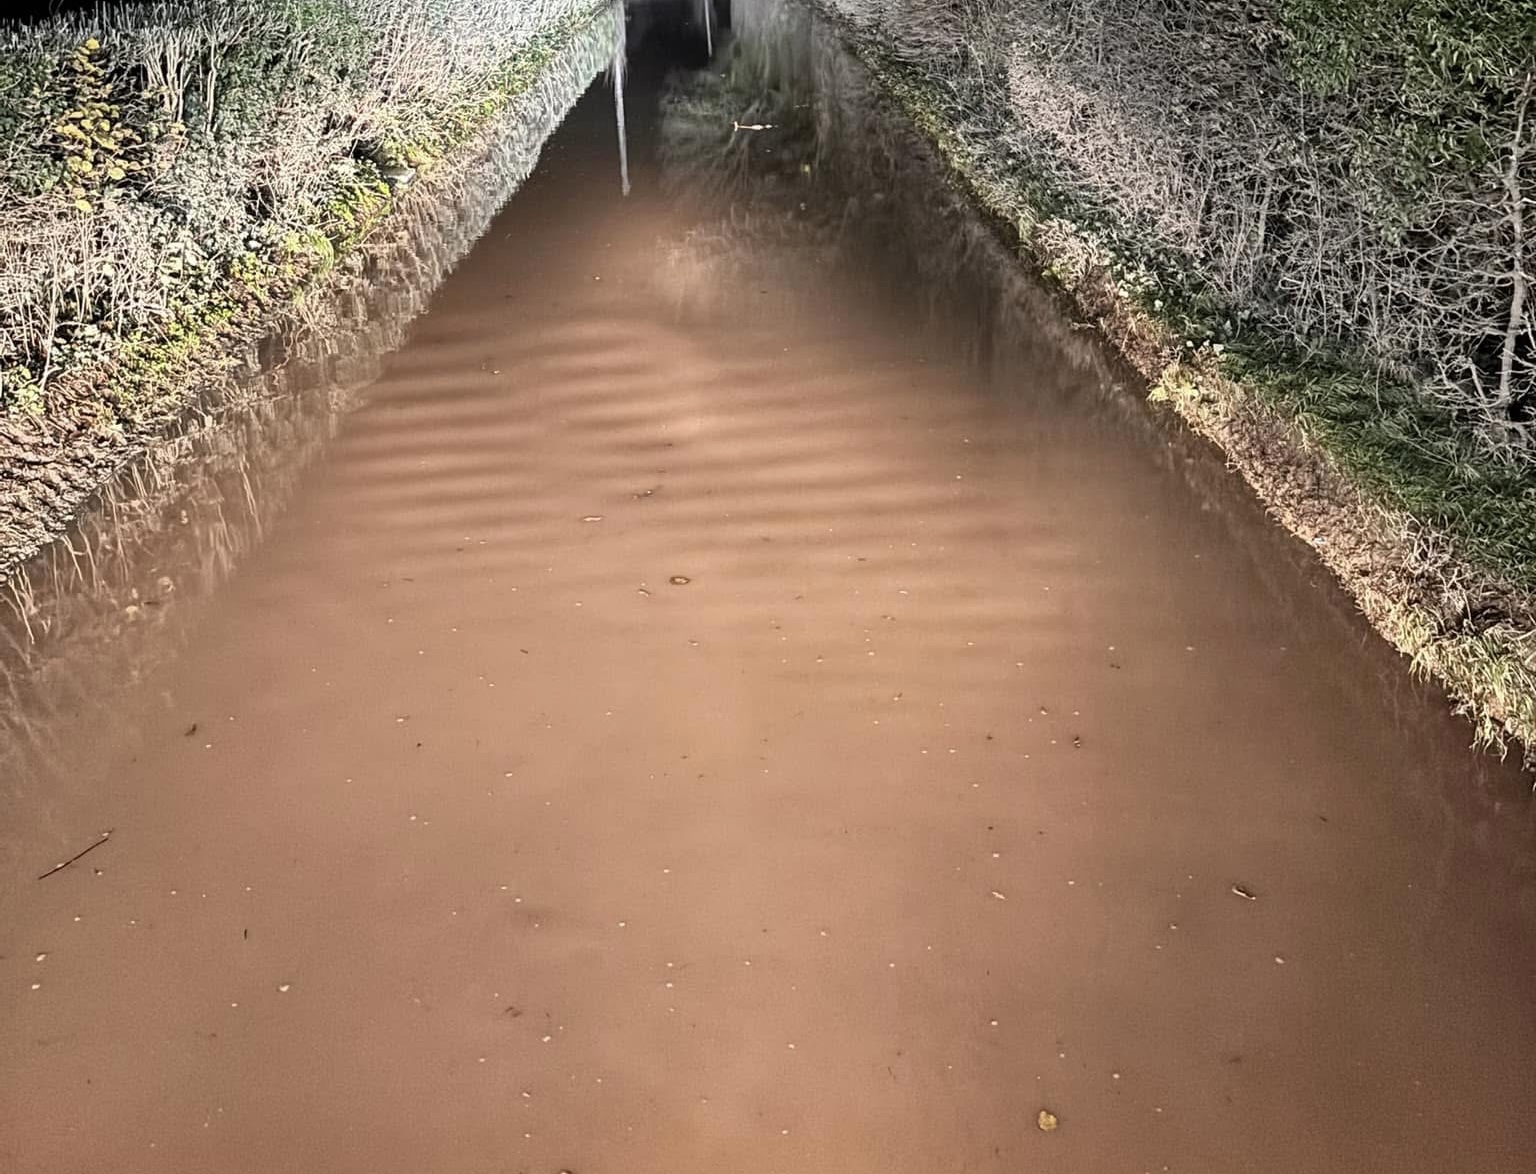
<box><xmin>806</xmin><ymin>0</ymin><xmax>1536</xmax><ymax>761</ymax></box>
<box><xmin>0</xmin><ymin>0</ymin><xmax>613</xmax><ymax>574</ymax></box>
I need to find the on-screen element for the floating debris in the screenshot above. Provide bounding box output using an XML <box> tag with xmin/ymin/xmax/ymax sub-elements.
<box><xmin>1037</xmin><ymin>1109</ymin><xmax>1059</xmax><ymax>1132</ymax></box>
<box><xmin>37</xmin><ymin>830</ymin><xmax>113</xmax><ymax>881</ymax></box>
<box><xmin>1231</xmin><ymin>884</ymin><xmax>1258</xmax><ymax>901</ymax></box>
<box><xmin>669</xmin><ymin>575</ymin><xmax>691</xmax><ymax>586</ymax></box>
<box><xmin>581</xmin><ymin>516</ymin><xmax>604</xmax><ymax>523</ymax></box>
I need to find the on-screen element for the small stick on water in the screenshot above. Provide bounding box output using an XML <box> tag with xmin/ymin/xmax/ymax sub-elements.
<box><xmin>732</xmin><ymin>121</ymin><xmax>774</xmax><ymax>132</ymax></box>
<box><xmin>38</xmin><ymin>830</ymin><xmax>112</xmax><ymax>880</ymax></box>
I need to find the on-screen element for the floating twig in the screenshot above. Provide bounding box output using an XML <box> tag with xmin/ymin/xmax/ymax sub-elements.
<box><xmin>38</xmin><ymin>829</ymin><xmax>113</xmax><ymax>880</ymax></box>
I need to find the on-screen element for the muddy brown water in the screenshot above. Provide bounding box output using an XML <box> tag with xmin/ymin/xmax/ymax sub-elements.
<box><xmin>4</xmin><ymin>5</ymin><xmax>1536</xmax><ymax>1172</ymax></box>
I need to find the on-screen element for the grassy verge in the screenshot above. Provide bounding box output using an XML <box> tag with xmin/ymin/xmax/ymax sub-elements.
<box><xmin>809</xmin><ymin>2</ymin><xmax>1536</xmax><ymax>765</ymax></box>
<box><xmin>0</xmin><ymin>0</ymin><xmax>614</xmax><ymax>576</ymax></box>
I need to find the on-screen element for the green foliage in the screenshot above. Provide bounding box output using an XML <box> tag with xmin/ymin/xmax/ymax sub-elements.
<box><xmin>1280</xmin><ymin>0</ymin><xmax>1536</xmax><ymax>178</ymax></box>
<box><xmin>0</xmin><ymin>0</ymin><xmax>608</xmax><ymax>417</ymax></box>
<box><xmin>48</xmin><ymin>38</ymin><xmax>153</xmax><ymax>213</ymax></box>
<box><xmin>321</xmin><ymin>171</ymin><xmax>392</xmax><ymax>252</ymax></box>
<box><xmin>847</xmin><ymin>0</ymin><xmax>1536</xmax><ymax>457</ymax></box>
<box><xmin>815</xmin><ymin>0</ymin><xmax>1536</xmax><ymax>756</ymax></box>
<box><xmin>0</xmin><ymin>42</ymin><xmax>63</xmax><ymax>197</ymax></box>
<box><xmin>1225</xmin><ymin>337</ymin><xmax>1536</xmax><ymax>583</ymax></box>
<box><xmin>0</xmin><ymin>364</ymin><xmax>44</xmax><ymax>415</ymax></box>
<box><xmin>201</xmin><ymin>4</ymin><xmax>367</xmax><ymax>139</ymax></box>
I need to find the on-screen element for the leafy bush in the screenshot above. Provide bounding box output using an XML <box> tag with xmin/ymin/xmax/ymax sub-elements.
<box><xmin>0</xmin><ymin>0</ymin><xmax>599</xmax><ymax>414</ymax></box>
<box><xmin>826</xmin><ymin>0</ymin><xmax>1536</xmax><ymax>463</ymax></box>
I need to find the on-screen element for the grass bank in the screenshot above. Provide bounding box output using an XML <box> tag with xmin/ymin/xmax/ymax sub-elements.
<box><xmin>0</xmin><ymin>0</ymin><xmax>615</xmax><ymax>578</ymax></box>
<box><xmin>799</xmin><ymin>0</ymin><xmax>1536</xmax><ymax>766</ymax></box>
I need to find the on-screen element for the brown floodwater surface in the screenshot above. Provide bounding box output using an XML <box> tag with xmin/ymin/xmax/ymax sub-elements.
<box><xmin>3</xmin><ymin>5</ymin><xmax>1536</xmax><ymax>1172</ymax></box>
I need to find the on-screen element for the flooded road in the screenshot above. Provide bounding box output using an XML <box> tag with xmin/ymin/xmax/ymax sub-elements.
<box><xmin>4</xmin><ymin>3</ymin><xmax>1536</xmax><ymax>1171</ymax></box>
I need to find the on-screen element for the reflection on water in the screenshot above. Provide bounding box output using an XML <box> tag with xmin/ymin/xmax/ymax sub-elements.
<box><xmin>1</xmin><ymin>3</ymin><xmax>1535</xmax><ymax>1171</ymax></box>
<box><xmin>2</xmin><ymin>0</ymin><xmax>1529</xmax><ymax>959</ymax></box>
<box><xmin>655</xmin><ymin>0</ymin><xmax>1536</xmax><ymax>882</ymax></box>
<box><xmin>0</xmin><ymin>13</ymin><xmax>620</xmax><ymax>789</ymax></box>
<box><xmin>658</xmin><ymin>0</ymin><xmax>1116</xmax><ymax>387</ymax></box>
<box><xmin>610</xmin><ymin>0</ymin><xmax>633</xmax><ymax>195</ymax></box>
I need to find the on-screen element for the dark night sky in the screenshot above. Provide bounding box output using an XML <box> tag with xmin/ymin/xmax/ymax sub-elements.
<box><xmin>8</xmin><ymin>1</ymin><xmax>152</xmax><ymax>24</ymax></box>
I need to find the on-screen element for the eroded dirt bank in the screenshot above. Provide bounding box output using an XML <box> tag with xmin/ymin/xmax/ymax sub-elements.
<box><xmin>2</xmin><ymin>6</ymin><xmax>1536</xmax><ymax>1173</ymax></box>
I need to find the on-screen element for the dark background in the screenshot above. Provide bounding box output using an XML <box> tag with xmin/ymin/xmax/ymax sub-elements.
<box><xmin>8</xmin><ymin>1</ymin><xmax>152</xmax><ymax>23</ymax></box>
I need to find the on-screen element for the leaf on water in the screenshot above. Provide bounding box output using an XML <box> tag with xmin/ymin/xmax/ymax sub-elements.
<box><xmin>669</xmin><ymin>575</ymin><xmax>691</xmax><ymax>585</ymax></box>
<box><xmin>1037</xmin><ymin>1109</ymin><xmax>1059</xmax><ymax>1132</ymax></box>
